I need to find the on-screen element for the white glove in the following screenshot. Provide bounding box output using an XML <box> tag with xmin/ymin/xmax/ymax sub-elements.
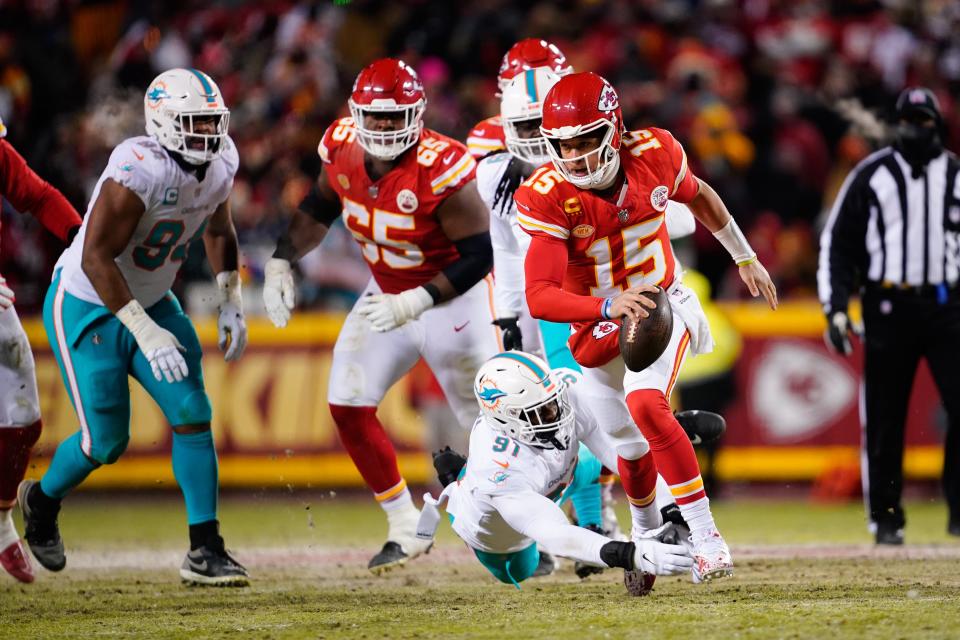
<box><xmin>356</xmin><ymin>286</ymin><xmax>434</xmax><ymax>332</ymax></box>
<box><xmin>263</xmin><ymin>258</ymin><xmax>296</xmax><ymax>328</ymax></box>
<box><xmin>0</xmin><ymin>275</ymin><xmax>13</xmax><ymax>310</ymax></box>
<box><xmin>633</xmin><ymin>538</ymin><xmax>693</xmax><ymax>576</ymax></box>
<box><xmin>216</xmin><ymin>271</ymin><xmax>247</xmax><ymax>361</ymax></box>
<box><xmin>116</xmin><ymin>300</ymin><xmax>188</xmax><ymax>383</ymax></box>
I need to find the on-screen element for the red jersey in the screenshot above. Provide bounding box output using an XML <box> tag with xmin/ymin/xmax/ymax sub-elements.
<box><xmin>319</xmin><ymin>117</ymin><xmax>477</xmax><ymax>294</ymax></box>
<box><xmin>515</xmin><ymin>127</ymin><xmax>699</xmax><ymax>323</ymax></box>
<box><xmin>466</xmin><ymin>116</ymin><xmax>506</xmax><ymax>159</ymax></box>
<box><xmin>0</xmin><ymin>138</ymin><xmax>82</xmax><ymax>246</ymax></box>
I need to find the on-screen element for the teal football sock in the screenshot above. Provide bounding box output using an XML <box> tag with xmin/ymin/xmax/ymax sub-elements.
<box><xmin>40</xmin><ymin>432</ymin><xmax>99</xmax><ymax>499</ymax></box>
<box><xmin>172</xmin><ymin>430</ymin><xmax>219</xmax><ymax>525</ymax></box>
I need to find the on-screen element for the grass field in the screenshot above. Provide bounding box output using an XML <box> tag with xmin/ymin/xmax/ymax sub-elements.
<box><xmin>3</xmin><ymin>492</ymin><xmax>959</xmax><ymax>639</ymax></box>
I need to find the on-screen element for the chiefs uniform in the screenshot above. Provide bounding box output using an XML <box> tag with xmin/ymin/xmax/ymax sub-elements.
<box><xmin>319</xmin><ymin>116</ymin><xmax>501</xmax><ymax>428</ymax></box>
<box><xmin>515</xmin><ymin>128</ymin><xmax>714</xmax><ymax>460</ymax></box>
<box><xmin>0</xmin><ymin>117</ymin><xmax>81</xmax><ymax>583</ymax></box>
<box><xmin>466</xmin><ymin>116</ymin><xmax>507</xmax><ymax>160</ymax></box>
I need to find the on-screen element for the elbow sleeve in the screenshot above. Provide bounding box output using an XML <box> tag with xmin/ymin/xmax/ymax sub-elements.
<box><xmin>443</xmin><ymin>231</ymin><xmax>493</xmax><ymax>294</ymax></box>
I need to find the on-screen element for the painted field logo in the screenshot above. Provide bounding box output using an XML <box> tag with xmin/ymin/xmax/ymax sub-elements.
<box><xmin>572</xmin><ymin>224</ymin><xmax>594</xmax><ymax>238</ymax></box>
<box><xmin>650</xmin><ymin>185</ymin><xmax>669</xmax><ymax>212</ymax></box>
<box><xmin>397</xmin><ymin>189</ymin><xmax>418</xmax><ymax>213</ymax></box>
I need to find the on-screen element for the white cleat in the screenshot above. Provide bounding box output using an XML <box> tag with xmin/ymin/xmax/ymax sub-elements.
<box><xmin>690</xmin><ymin>528</ymin><xmax>733</xmax><ymax>583</ymax></box>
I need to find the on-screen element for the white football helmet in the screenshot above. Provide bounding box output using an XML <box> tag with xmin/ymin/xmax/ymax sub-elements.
<box><xmin>474</xmin><ymin>351</ymin><xmax>574</xmax><ymax>450</ymax></box>
<box><xmin>500</xmin><ymin>68</ymin><xmax>562</xmax><ymax>166</ymax></box>
<box><xmin>144</xmin><ymin>68</ymin><xmax>230</xmax><ymax>165</ymax></box>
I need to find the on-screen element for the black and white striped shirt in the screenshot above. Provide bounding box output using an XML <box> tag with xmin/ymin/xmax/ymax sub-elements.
<box><xmin>818</xmin><ymin>147</ymin><xmax>960</xmax><ymax>314</ymax></box>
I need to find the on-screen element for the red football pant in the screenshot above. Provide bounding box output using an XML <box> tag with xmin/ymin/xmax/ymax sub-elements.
<box><xmin>0</xmin><ymin>420</ymin><xmax>42</xmax><ymax>507</ymax></box>
<box><xmin>329</xmin><ymin>405</ymin><xmax>403</xmax><ymax>495</ymax></box>
<box><xmin>626</xmin><ymin>389</ymin><xmax>706</xmax><ymax>506</ymax></box>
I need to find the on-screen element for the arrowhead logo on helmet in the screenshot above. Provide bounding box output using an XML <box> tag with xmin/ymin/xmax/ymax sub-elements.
<box><xmin>598</xmin><ymin>86</ymin><xmax>619</xmax><ymax>112</ymax></box>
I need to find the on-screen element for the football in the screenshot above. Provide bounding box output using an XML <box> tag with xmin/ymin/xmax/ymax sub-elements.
<box><xmin>618</xmin><ymin>286</ymin><xmax>673</xmax><ymax>372</ymax></box>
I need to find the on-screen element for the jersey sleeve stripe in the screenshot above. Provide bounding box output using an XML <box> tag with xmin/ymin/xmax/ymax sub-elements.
<box><xmin>672</xmin><ymin>147</ymin><xmax>689</xmax><ymax>196</ymax></box>
<box><xmin>467</xmin><ymin>137</ymin><xmax>504</xmax><ymax>150</ymax></box>
<box><xmin>431</xmin><ymin>154</ymin><xmax>476</xmax><ymax>194</ymax></box>
<box><xmin>516</xmin><ymin>212</ymin><xmax>569</xmax><ymax>239</ymax></box>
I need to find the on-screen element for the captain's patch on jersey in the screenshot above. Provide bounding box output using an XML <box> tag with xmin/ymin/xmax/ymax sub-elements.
<box><xmin>163</xmin><ymin>187</ymin><xmax>179</xmax><ymax>205</ymax></box>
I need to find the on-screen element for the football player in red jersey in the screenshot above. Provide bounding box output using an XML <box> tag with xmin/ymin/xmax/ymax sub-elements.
<box><xmin>466</xmin><ymin>38</ymin><xmax>573</xmax><ymax>160</ymax></box>
<box><xmin>515</xmin><ymin>73</ymin><xmax>777</xmax><ymax>583</ymax></box>
<box><xmin>263</xmin><ymin>59</ymin><xmax>500</xmax><ymax>573</ymax></box>
<box><xmin>0</xmin><ymin>116</ymin><xmax>82</xmax><ymax>583</ymax></box>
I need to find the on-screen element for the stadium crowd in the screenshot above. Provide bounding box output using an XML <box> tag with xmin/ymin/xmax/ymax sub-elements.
<box><xmin>1</xmin><ymin>0</ymin><xmax>959</xmax><ymax>313</ymax></box>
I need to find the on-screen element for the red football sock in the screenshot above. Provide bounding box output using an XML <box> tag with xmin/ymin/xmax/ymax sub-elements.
<box><xmin>626</xmin><ymin>389</ymin><xmax>706</xmax><ymax>505</ymax></box>
<box><xmin>0</xmin><ymin>421</ymin><xmax>42</xmax><ymax>507</ymax></box>
<box><xmin>330</xmin><ymin>404</ymin><xmax>403</xmax><ymax>495</ymax></box>
<box><xmin>616</xmin><ymin>453</ymin><xmax>658</xmax><ymax>507</ymax></box>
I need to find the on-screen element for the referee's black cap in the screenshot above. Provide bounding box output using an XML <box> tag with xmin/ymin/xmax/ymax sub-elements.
<box><xmin>895</xmin><ymin>87</ymin><xmax>943</xmax><ymax>123</ymax></box>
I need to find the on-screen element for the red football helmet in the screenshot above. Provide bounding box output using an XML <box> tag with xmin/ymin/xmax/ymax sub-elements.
<box><xmin>348</xmin><ymin>58</ymin><xmax>426</xmax><ymax>160</ymax></box>
<box><xmin>497</xmin><ymin>39</ymin><xmax>573</xmax><ymax>94</ymax></box>
<box><xmin>540</xmin><ymin>72</ymin><xmax>623</xmax><ymax>189</ymax></box>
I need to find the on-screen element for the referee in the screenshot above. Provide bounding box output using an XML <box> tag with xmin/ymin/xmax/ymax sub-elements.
<box><xmin>818</xmin><ymin>87</ymin><xmax>960</xmax><ymax>545</ymax></box>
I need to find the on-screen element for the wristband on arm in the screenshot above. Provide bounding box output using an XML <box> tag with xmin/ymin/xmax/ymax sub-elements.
<box><xmin>712</xmin><ymin>218</ymin><xmax>756</xmax><ymax>266</ymax></box>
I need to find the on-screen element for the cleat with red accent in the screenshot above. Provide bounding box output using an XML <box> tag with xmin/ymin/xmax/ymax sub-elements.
<box><xmin>0</xmin><ymin>539</ymin><xmax>35</xmax><ymax>583</ymax></box>
<box><xmin>690</xmin><ymin>528</ymin><xmax>734</xmax><ymax>583</ymax></box>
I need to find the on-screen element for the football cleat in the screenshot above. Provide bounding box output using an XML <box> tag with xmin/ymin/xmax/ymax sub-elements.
<box><xmin>368</xmin><ymin>535</ymin><xmax>433</xmax><ymax>575</ymax></box>
<box><xmin>949</xmin><ymin>518</ymin><xmax>960</xmax><ymax>537</ymax></box>
<box><xmin>531</xmin><ymin>550</ymin><xmax>556</xmax><ymax>578</ymax></box>
<box><xmin>17</xmin><ymin>480</ymin><xmax>65</xmax><ymax>572</ymax></box>
<box><xmin>574</xmin><ymin>525</ymin><xmax>606</xmax><ymax>579</ymax></box>
<box><xmin>0</xmin><ymin>539</ymin><xmax>35</xmax><ymax>583</ymax></box>
<box><xmin>432</xmin><ymin>447</ymin><xmax>467</xmax><ymax>488</ymax></box>
<box><xmin>690</xmin><ymin>528</ymin><xmax>734</xmax><ymax>583</ymax></box>
<box><xmin>180</xmin><ymin>537</ymin><xmax>249</xmax><ymax>587</ymax></box>
<box><xmin>675</xmin><ymin>410</ymin><xmax>726</xmax><ymax>446</ymax></box>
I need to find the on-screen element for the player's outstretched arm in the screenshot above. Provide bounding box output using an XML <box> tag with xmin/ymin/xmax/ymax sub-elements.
<box><xmin>687</xmin><ymin>177</ymin><xmax>777</xmax><ymax>309</ymax></box>
<box><xmin>204</xmin><ymin>199</ymin><xmax>246</xmax><ymax>361</ymax></box>
<box><xmin>357</xmin><ymin>181</ymin><xmax>493</xmax><ymax>332</ymax></box>
<box><xmin>0</xmin><ymin>139</ymin><xmax>81</xmax><ymax>242</ymax></box>
<box><xmin>82</xmin><ymin>179</ymin><xmax>188</xmax><ymax>383</ymax></box>
<box><xmin>264</xmin><ymin>167</ymin><xmax>341</xmax><ymax>328</ymax></box>
<box><xmin>490</xmin><ymin>489</ymin><xmax>691</xmax><ymax>576</ymax></box>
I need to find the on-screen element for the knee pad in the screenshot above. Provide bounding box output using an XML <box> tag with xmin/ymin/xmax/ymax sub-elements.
<box><xmin>89</xmin><ymin>434</ymin><xmax>130</xmax><ymax>465</ymax></box>
<box><xmin>626</xmin><ymin>389</ymin><xmax>685</xmax><ymax>451</ymax></box>
<box><xmin>175</xmin><ymin>390</ymin><xmax>212</xmax><ymax>426</ymax></box>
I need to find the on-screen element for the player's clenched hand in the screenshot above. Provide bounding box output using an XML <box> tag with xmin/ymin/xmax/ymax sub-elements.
<box><xmin>608</xmin><ymin>284</ymin><xmax>660</xmax><ymax>322</ymax></box>
<box><xmin>216</xmin><ymin>271</ymin><xmax>247</xmax><ymax>362</ymax></box>
<box><xmin>0</xmin><ymin>275</ymin><xmax>14</xmax><ymax>310</ymax></box>
<box><xmin>357</xmin><ymin>286</ymin><xmax>434</xmax><ymax>332</ymax></box>
<box><xmin>633</xmin><ymin>538</ymin><xmax>693</xmax><ymax>576</ymax></box>
<box><xmin>263</xmin><ymin>258</ymin><xmax>296</xmax><ymax>328</ymax></box>
<box><xmin>492</xmin><ymin>317</ymin><xmax>523</xmax><ymax>351</ymax></box>
<box><xmin>116</xmin><ymin>300</ymin><xmax>189</xmax><ymax>384</ymax></box>
<box><xmin>739</xmin><ymin>260</ymin><xmax>778</xmax><ymax>310</ymax></box>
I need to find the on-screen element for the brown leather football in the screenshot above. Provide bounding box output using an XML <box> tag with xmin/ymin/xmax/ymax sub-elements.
<box><xmin>618</xmin><ymin>286</ymin><xmax>673</xmax><ymax>372</ymax></box>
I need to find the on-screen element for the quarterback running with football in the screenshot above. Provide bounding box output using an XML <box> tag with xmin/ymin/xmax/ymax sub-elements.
<box><xmin>0</xmin><ymin>116</ymin><xmax>82</xmax><ymax>583</ymax></box>
<box><xmin>416</xmin><ymin>351</ymin><xmax>691</xmax><ymax>593</ymax></box>
<box><xmin>515</xmin><ymin>72</ymin><xmax>777</xmax><ymax>582</ymax></box>
<box><xmin>18</xmin><ymin>69</ymin><xmax>250</xmax><ymax>586</ymax></box>
<box><xmin>263</xmin><ymin>59</ymin><xmax>500</xmax><ymax>573</ymax></box>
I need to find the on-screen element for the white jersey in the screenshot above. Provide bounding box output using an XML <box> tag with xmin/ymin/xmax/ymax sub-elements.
<box><xmin>445</xmin><ymin>372</ymin><xmax>621</xmax><ymax>554</ymax></box>
<box><xmin>56</xmin><ymin>135</ymin><xmax>238</xmax><ymax>308</ymax></box>
<box><xmin>477</xmin><ymin>153</ymin><xmax>531</xmax><ymax>318</ymax></box>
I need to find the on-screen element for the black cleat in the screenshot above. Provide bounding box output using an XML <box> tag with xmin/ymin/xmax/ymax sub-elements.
<box><xmin>180</xmin><ymin>536</ymin><xmax>249</xmax><ymax>586</ymax></box>
<box><xmin>368</xmin><ymin>541</ymin><xmax>410</xmax><ymax>574</ymax></box>
<box><xmin>575</xmin><ymin>525</ymin><xmax>607</xmax><ymax>579</ymax></box>
<box><xmin>531</xmin><ymin>551</ymin><xmax>556</xmax><ymax>577</ymax></box>
<box><xmin>432</xmin><ymin>447</ymin><xmax>467</xmax><ymax>488</ymax></box>
<box><xmin>17</xmin><ymin>480</ymin><xmax>65</xmax><ymax>572</ymax></box>
<box><xmin>949</xmin><ymin>518</ymin><xmax>960</xmax><ymax>537</ymax></box>
<box><xmin>875</xmin><ymin>521</ymin><xmax>904</xmax><ymax>546</ymax></box>
<box><xmin>675</xmin><ymin>410</ymin><xmax>726</xmax><ymax>446</ymax></box>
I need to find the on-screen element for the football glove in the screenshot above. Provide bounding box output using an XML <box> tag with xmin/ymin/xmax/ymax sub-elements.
<box><xmin>825</xmin><ymin>310</ymin><xmax>858</xmax><ymax>356</ymax></box>
<box><xmin>357</xmin><ymin>286</ymin><xmax>433</xmax><ymax>332</ymax></box>
<box><xmin>216</xmin><ymin>270</ymin><xmax>247</xmax><ymax>362</ymax></box>
<box><xmin>116</xmin><ymin>299</ymin><xmax>188</xmax><ymax>383</ymax></box>
<box><xmin>0</xmin><ymin>275</ymin><xmax>14</xmax><ymax>310</ymax></box>
<box><xmin>492</xmin><ymin>316</ymin><xmax>522</xmax><ymax>351</ymax></box>
<box><xmin>263</xmin><ymin>258</ymin><xmax>296</xmax><ymax>328</ymax></box>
